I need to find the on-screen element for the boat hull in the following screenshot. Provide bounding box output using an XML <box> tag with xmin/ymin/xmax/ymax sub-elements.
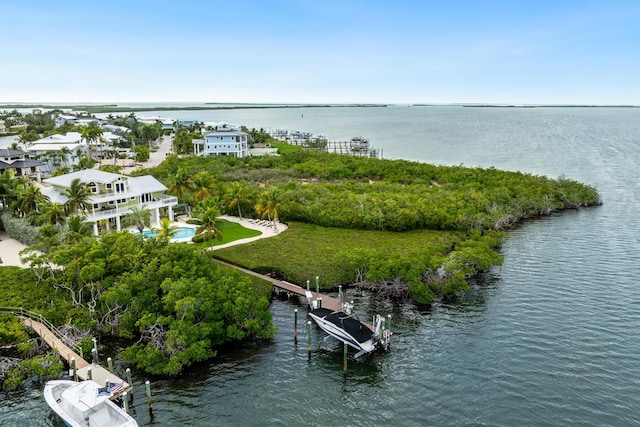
<box><xmin>44</xmin><ymin>380</ymin><xmax>137</xmax><ymax>427</ymax></box>
<box><xmin>308</xmin><ymin>308</ymin><xmax>379</xmax><ymax>354</ymax></box>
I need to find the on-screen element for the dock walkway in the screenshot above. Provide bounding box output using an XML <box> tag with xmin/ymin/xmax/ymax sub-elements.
<box><xmin>214</xmin><ymin>260</ymin><xmax>375</xmax><ymax>331</ymax></box>
<box><xmin>0</xmin><ymin>308</ymin><xmax>131</xmax><ymax>399</ymax></box>
<box><xmin>214</xmin><ymin>259</ymin><xmax>344</xmax><ymax>312</ymax></box>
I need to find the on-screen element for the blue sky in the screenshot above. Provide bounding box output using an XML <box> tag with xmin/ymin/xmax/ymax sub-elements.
<box><xmin>1</xmin><ymin>0</ymin><xmax>639</xmax><ymax>104</ymax></box>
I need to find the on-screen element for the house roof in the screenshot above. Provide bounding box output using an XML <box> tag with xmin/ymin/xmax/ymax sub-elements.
<box><xmin>204</xmin><ymin>129</ymin><xmax>247</xmax><ymax>137</ymax></box>
<box><xmin>32</xmin><ymin>132</ymin><xmax>83</xmax><ymax>144</ymax></box>
<box><xmin>0</xmin><ymin>149</ymin><xmax>26</xmax><ymax>157</ymax></box>
<box><xmin>127</xmin><ymin>175</ymin><xmax>167</xmax><ymax>193</ymax></box>
<box><xmin>40</xmin><ymin>186</ymin><xmax>68</xmax><ymax>204</ymax></box>
<box><xmin>44</xmin><ymin>169</ymin><xmax>122</xmax><ymax>187</ymax></box>
<box><xmin>3</xmin><ymin>159</ymin><xmax>44</xmax><ymax>168</ymax></box>
<box><xmin>43</xmin><ymin>169</ymin><xmax>168</xmax><ymax>193</ymax></box>
<box><xmin>29</xmin><ymin>143</ymin><xmax>86</xmax><ymax>152</ymax></box>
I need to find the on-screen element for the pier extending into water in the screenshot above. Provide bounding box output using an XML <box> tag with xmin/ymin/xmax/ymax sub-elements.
<box><xmin>0</xmin><ymin>307</ymin><xmax>132</xmax><ymax>399</ymax></box>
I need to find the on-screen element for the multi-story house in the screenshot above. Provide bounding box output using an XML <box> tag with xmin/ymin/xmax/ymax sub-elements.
<box><xmin>41</xmin><ymin>169</ymin><xmax>178</xmax><ymax>236</ymax></box>
<box><xmin>192</xmin><ymin>129</ymin><xmax>249</xmax><ymax>158</ymax></box>
<box><xmin>0</xmin><ymin>149</ymin><xmax>44</xmax><ymax>180</ymax></box>
<box><xmin>28</xmin><ymin>132</ymin><xmax>88</xmax><ymax>174</ymax></box>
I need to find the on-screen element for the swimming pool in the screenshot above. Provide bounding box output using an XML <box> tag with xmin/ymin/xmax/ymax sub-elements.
<box><xmin>143</xmin><ymin>226</ymin><xmax>196</xmax><ymax>240</ymax></box>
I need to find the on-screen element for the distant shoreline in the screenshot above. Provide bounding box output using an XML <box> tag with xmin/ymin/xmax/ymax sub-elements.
<box><xmin>2</xmin><ymin>103</ymin><xmax>638</xmax><ymax>114</ymax></box>
<box><xmin>0</xmin><ymin>103</ymin><xmax>389</xmax><ymax>114</ymax></box>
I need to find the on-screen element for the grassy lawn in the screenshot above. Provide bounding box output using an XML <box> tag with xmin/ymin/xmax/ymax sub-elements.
<box><xmin>211</xmin><ymin>221</ymin><xmax>463</xmax><ymax>288</ymax></box>
<box><xmin>190</xmin><ymin>219</ymin><xmax>262</xmax><ymax>248</ymax></box>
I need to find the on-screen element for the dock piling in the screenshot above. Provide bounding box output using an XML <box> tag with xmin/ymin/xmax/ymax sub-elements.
<box><xmin>123</xmin><ymin>391</ymin><xmax>129</xmax><ymax>413</ymax></box>
<box><xmin>343</xmin><ymin>342</ymin><xmax>348</xmax><ymax>373</ymax></box>
<box><xmin>294</xmin><ymin>309</ymin><xmax>298</xmax><ymax>343</ymax></box>
<box><xmin>126</xmin><ymin>368</ymin><xmax>132</xmax><ymax>390</ymax></box>
<box><xmin>71</xmin><ymin>357</ymin><xmax>77</xmax><ymax>381</ymax></box>
<box><xmin>107</xmin><ymin>357</ymin><xmax>113</xmax><ymax>373</ymax></box>
<box><xmin>307</xmin><ymin>321</ymin><xmax>312</xmax><ymax>359</ymax></box>
<box><xmin>92</xmin><ymin>337</ymin><xmax>99</xmax><ymax>364</ymax></box>
<box><xmin>145</xmin><ymin>380</ymin><xmax>153</xmax><ymax>412</ymax></box>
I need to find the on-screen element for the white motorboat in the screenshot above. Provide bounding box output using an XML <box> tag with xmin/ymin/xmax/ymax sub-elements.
<box><xmin>44</xmin><ymin>380</ymin><xmax>138</xmax><ymax>427</ymax></box>
<box><xmin>308</xmin><ymin>307</ymin><xmax>390</xmax><ymax>357</ymax></box>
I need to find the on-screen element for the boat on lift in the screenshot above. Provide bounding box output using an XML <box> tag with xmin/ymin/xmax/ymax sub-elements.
<box><xmin>307</xmin><ymin>292</ymin><xmax>391</xmax><ymax>357</ymax></box>
<box><xmin>350</xmin><ymin>136</ymin><xmax>370</xmax><ymax>151</ymax></box>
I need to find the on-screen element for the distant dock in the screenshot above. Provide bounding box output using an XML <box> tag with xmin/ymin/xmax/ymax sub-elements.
<box><xmin>269</xmin><ymin>129</ymin><xmax>382</xmax><ymax>159</ymax></box>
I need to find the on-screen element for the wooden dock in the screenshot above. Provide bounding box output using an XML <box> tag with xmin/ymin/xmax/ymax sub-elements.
<box><xmin>7</xmin><ymin>310</ymin><xmax>133</xmax><ymax>399</ymax></box>
<box><xmin>215</xmin><ymin>259</ymin><xmax>343</xmax><ymax>312</ymax></box>
<box><xmin>214</xmin><ymin>260</ymin><xmax>375</xmax><ymax>330</ymax></box>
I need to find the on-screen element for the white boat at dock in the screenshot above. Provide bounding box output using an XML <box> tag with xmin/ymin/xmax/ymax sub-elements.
<box><xmin>308</xmin><ymin>307</ymin><xmax>390</xmax><ymax>357</ymax></box>
<box><xmin>44</xmin><ymin>380</ymin><xmax>138</xmax><ymax>427</ymax></box>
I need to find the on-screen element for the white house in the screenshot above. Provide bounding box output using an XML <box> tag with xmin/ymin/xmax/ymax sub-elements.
<box><xmin>0</xmin><ymin>120</ymin><xmax>7</xmax><ymax>133</ymax></box>
<box><xmin>28</xmin><ymin>133</ymin><xmax>89</xmax><ymax>174</ymax></box>
<box><xmin>192</xmin><ymin>129</ymin><xmax>249</xmax><ymax>158</ymax></box>
<box><xmin>42</xmin><ymin>169</ymin><xmax>178</xmax><ymax>236</ymax></box>
<box><xmin>55</xmin><ymin>114</ymin><xmax>78</xmax><ymax>127</ymax></box>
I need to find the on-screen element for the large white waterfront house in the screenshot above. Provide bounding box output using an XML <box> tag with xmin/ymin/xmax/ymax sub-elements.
<box><xmin>192</xmin><ymin>129</ymin><xmax>249</xmax><ymax>158</ymax></box>
<box><xmin>42</xmin><ymin>169</ymin><xmax>178</xmax><ymax>236</ymax></box>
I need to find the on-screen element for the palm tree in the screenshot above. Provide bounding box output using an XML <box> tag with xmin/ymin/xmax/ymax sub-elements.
<box><xmin>66</xmin><ymin>215</ymin><xmax>93</xmax><ymax>243</ymax></box>
<box><xmin>192</xmin><ymin>171</ymin><xmax>216</xmax><ymax>204</ymax></box>
<box><xmin>81</xmin><ymin>122</ymin><xmax>103</xmax><ymax>159</ymax></box>
<box><xmin>167</xmin><ymin>167</ymin><xmax>194</xmax><ymax>204</ymax></box>
<box><xmin>0</xmin><ymin>169</ymin><xmax>16</xmax><ymax>207</ymax></box>
<box><xmin>124</xmin><ymin>205</ymin><xmax>150</xmax><ymax>234</ymax></box>
<box><xmin>42</xmin><ymin>202</ymin><xmax>66</xmax><ymax>226</ymax></box>
<box><xmin>13</xmin><ymin>183</ymin><xmax>48</xmax><ymax>218</ymax></box>
<box><xmin>9</xmin><ymin>142</ymin><xmax>22</xmax><ymax>151</ymax></box>
<box><xmin>59</xmin><ymin>146</ymin><xmax>72</xmax><ymax>168</ymax></box>
<box><xmin>51</xmin><ymin>166</ymin><xmax>71</xmax><ymax>177</ymax></box>
<box><xmin>64</xmin><ymin>178</ymin><xmax>92</xmax><ymax>215</ymax></box>
<box><xmin>153</xmin><ymin>217</ymin><xmax>178</xmax><ymax>240</ymax></box>
<box><xmin>187</xmin><ymin>206</ymin><xmax>223</xmax><ymax>249</ymax></box>
<box><xmin>255</xmin><ymin>188</ymin><xmax>285</xmax><ymax>229</ymax></box>
<box><xmin>223</xmin><ymin>181</ymin><xmax>251</xmax><ymax>219</ymax></box>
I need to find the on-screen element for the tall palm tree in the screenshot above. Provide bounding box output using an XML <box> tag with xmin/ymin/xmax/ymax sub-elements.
<box><xmin>192</xmin><ymin>171</ymin><xmax>216</xmax><ymax>204</ymax></box>
<box><xmin>59</xmin><ymin>146</ymin><xmax>72</xmax><ymax>168</ymax></box>
<box><xmin>124</xmin><ymin>205</ymin><xmax>150</xmax><ymax>234</ymax></box>
<box><xmin>81</xmin><ymin>122</ymin><xmax>103</xmax><ymax>159</ymax></box>
<box><xmin>167</xmin><ymin>167</ymin><xmax>194</xmax><ymax>204</ymax></box>
<box><xmin>255</xmin><ymin>188</ymin><xmax>285</xmax><ymax>229</ymax></box>
<box><xmin>223</xmin><ymin>181</ymin><xmax>251</xmax><ymax>219</ymax></box>
<box><xmin>187</xmin><ymin>206</ymin><xmax>223</xmax><ymax>249</ymax></box>
<box><xmin>64</xmin><ymin>178</ymin><xmax>92</xmax><ymax>215</ymax></box>
<box><xmin>153</xmin><ymin>217</ymin><xmax>178</xmax><ymax>240</ymax></box>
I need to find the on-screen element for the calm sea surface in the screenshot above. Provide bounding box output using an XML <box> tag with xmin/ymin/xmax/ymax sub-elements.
<box><xmin>2</xmin><ymin>106</ymin><xmax>640</xmax><ymax>426</ymax></box>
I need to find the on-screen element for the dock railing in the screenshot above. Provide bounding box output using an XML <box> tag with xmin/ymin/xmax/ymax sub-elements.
<box><xmin>0</xmin><ymin>307</ymin><xmax>84</xmax><ymax>357</ymax></box>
